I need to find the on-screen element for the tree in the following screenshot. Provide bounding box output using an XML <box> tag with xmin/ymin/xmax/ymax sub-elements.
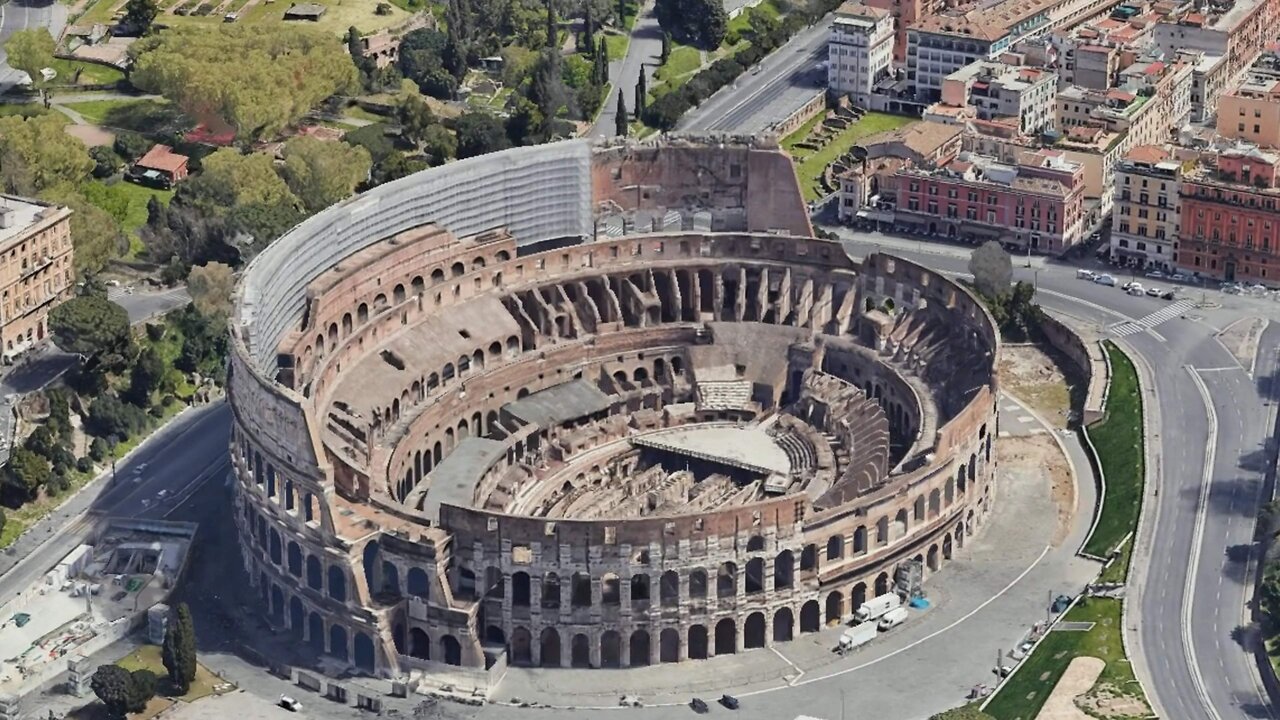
<box><xmin>199</xmin><ymin>149</ymin><xmax>299</xmax><ymax>210</ymax></box>
<box><xmin>930</xmin><ymin>709</ymin><xmax>996</xmax><ymax>720</ymax></box>
<box><xmin>545</xmin><ymin>0</ymin><xmax>557</xmax><ymax>48</ymax></box>
<box><xmin>162</xmin><ymin>603</ymin><xmax>197</xmax><ymax>694</ymax></box>
<box><xmin>49</xmin><ymin>295</ymin><xmax>132</xmax><ymax>360</ymax></box>
<box><xmin>1</xmin><ymin>447</ymin><xmax>50</xmax><ymax>507</ymax></box>
<box><xmin>455</xmin><ymin>111</ymin><xmax>511</xmax><ymax>159</ymax></box>
<box><xmin>280</xmin><ymin>137</ymin><xmax>372</xmax><ymax>214</ymax></box>
<box><xmin>89</xmin><ymin>146</ymin><xmax>122</xmax><ymax>179</ymax></box>
<box><xmin>594</xmin><ymin>37</ymin><xmax>609</xmax><ymax>86</ymax></box>
<box><xmin>122</xmin><ymin>0</ymin><xmax>160</xmax><ymax>35</ymax></box>
<box><xmin>85</xmin><ymin>395</ymin><xmax>148</xmax><ymax>440</ymax></box>
<box><xmin>129</xmin><ymin>26</ymin><xmax>358</xmax><ymax>142</ymax></box>
<box><xmin>38</xmin><ymin>185</ymin><xmax>127</xmax><ymax>275</ymax></box>
<box><xmin>661</xmin><ymin>31</ymin><xmax>671</xmax><ymax>63</ymax></box>
<box><xmin>90</xmin><ymin>665</ymin><xmax>134</xmax><ymax>719</ymax></box>
<box><xmin>615</xmin><ymin>93</ymin><xmax>628</xmax><ymax>136</ymax></box>
<box><xmin>397</xmin><ymin>94</ymin><xmax>437</xmax><ymax>146</ymax></box>
<box><xmin>635</xmin><ymin>72</ymin><xmax>647</xmax><ymax>117</ymax></box>
<box><xmin>583</xmin><ymin>4</ymin><xmax>595</xmax><ymax>54</ymax></box>
<box><xmin>654</xmin><ymin>0</ymin><xmax>727</xmax><ymax>50</ymax></box>
<box><xmin>969</xmin><ymin>241</ymin><xmax>1013</xmax><ymax>299</ymax></box>
<box><xmin>125</xmin><ymin>347</ymin><xmax>165</xmax><ymax>407</ymax></box>
<box><xmin>187</xmin><ymin>262</ymin><xmax>235</xmax><ymax>326</ymax></box>
<box><xmin>128</xmin><ymin>669</ymin><xmax>158</xmax><ymax>712</ymax></box>
<box><xmin>418</xmin><ymin>124</ymin><xmax>457</xmax><ymax>166</ymax></box>
<box><xmin>4</xmin><ymin>29</ymin><xmax>55</xmax><ymax>102</ymax></box>
<box><xmin>113</xmin><ymin>131</ymin><xmax>153</xmax><ymax>162</ymax></box>
<box><xmin>0</xmin><ymin>114</ymin><xmax>94</xmax><ymax>194</ymax></box>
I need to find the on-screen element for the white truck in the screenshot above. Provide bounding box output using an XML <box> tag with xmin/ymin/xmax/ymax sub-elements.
<box><xmin>877</xmin><ymin>606</ymin><xmax>909</xmax><ymax>631</ymax></box>
<box><xmin>837</xmin><ymin>621</ymin><xmax>878</xmax><ymax>652</ymax></box>
<box><xmin>853</xmin><ymin>592</ymin><xmax>901</xmax><ymax>623</ymax></box>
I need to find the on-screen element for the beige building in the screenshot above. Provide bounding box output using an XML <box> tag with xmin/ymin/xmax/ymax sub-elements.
<box><xmin>0</xmin><ymin>196</ymin><xmax>74</xmax><ymax>361</ymax></box>
<box><xmin>1110</xmin><ymin>145</ymin><xmax>1182</xmax><ymax>271</ymax></box>
<box><xmin>1217</xmin><ymin>63</ymin><xmax>1280</xmax><ymax>148</ymax></box>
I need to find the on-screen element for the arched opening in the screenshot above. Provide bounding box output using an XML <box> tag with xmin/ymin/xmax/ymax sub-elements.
<box><xmin>876</xmin><ymin>516</ymin><xmax>890</xmax><ymax>545</ymax></box>
<box><xmin>689</xmin><ymin>569</ymin><xmax>708</xmax><ymax>598</ymax></box>
<box><xmin>362</xmin><ymin>542</ymin><xmax>379</xmax><ymax>596</ymax></box>
<box><xmin>660</xmin><ymin>570</ymin><xmax>680</xmax><ymax>607</ymax></box>
<box><xmin>329</xmin><ymin>625</ymin><xmax>349</xmax><ymax>662</ymax></box>
<box><xmin>945</xmin><ymin>477</ymin><xmax>955</xmax><ymax>505</ymax></box>
<box><xmin>914</xmin><ymin>496</ymin><xmax>926</xmax><ymax>522</ymax></box>
<box><xmin>893</xmin><ymin>509</ymin><xmax>908</xmax><ymax>538</ymax></box>
<box><xmin>928</xmin><ymin>544</ymin><xmax>940</xmax><ymax>572</ymax></box>
<box><xmin>688</xmin><ymin>625</ymin><xmax>708</xmax><ymax>660</ymax></box>
<box><xmin>381</xmin><ymin>561</ymin><xmax>399</xmax><ymax>595</ymax></box>
<box><xmin>354</xmin><ymin>632</ymin><xmax>375</xmax><ymax>673</ymax></box>
<box><xmin>441</xmin><ymin>635</ymin><xmax>462</xmax><ymax>666</ymax></box>
<box><xmin>744</xmin><ymin>612</ymin><xmax>766</xmax><ymax>649</ymax></box>
<box><xmin>512</xmin><ymin>571</ymin><xmax>531</xmax><ymax>607</ymax></box>
<box><xmin>511</xmin><ymin>627</ymin><xmax>533</xmax><ymax>665</ymax></box>
<box><xmin>287</xmin><ymin>542</ymin><xmax>302</xmax><ymax>576</ymax></box>
<box><xmin>660</xmin><ymin>628</ymin><xmax>680</xmax><ymax>663</ymax></box>
<box><xmin>571</xmin><ymin>633</ymin><xmax>590</xmax><ymax>667</ymax></box>
<box><xmin>571</xmin><ymin>572</ymin><xmax>592</xmax><ymax>607</ymax></box>
<box><xmin>543</xmin><ymin>572</ymin><xmax>561</xmax><ymax>609</ymax></box>
<box><xmin>943</xmin><ymin>533</ymin><xmax>954</xmax><ymax>560</ymax></box>
<box><xmin>852</xmin><ymin>582</ymin><xmax>868</xmax><ymax>611</ymax></box>
<box><xmin>746</xmin><ymin>534</ymin><xmax>765</xmax><ymax>552</ymax></box>
<box><xmin>714</xmin><ymin>618</ymin><xmax>737</xmax><ymax>655</ymax></box>
<box><xmin>288</xmin><ymin>597</ymin><xmax>303</xmax><ymax>637</ymax></box>
<box><xmin>629</xmin><ymin>630</ymin><xmax>651</xmax><ymax>666</ymax></box>
<box><xmin>407</xmin><ymin>567</ymin><xmax>429</xmax><ymax>599</ymax></box>
<box><xmin>774</xmin><ymin>550</ymin><xmax>794</xmax><ymax>589</ymax></box>
<box><xmin>745</xmin><ymin>557</ymin><xmax>764</xmax><ymax>594</ymax></box>
<box><xmin>308</xmin><ymin>613</ymin><xmax>324</xmax><ymax>654</ymax></box>
<box><xmin>601</xmin><ymin>573</ymin><xmax>621</xmax><ymax>606</ymax></box>
<box><xmin>451</xmin><ymin>262</ymin><xmax>465</xmax><ymax>277</ymax></box>
<box><xmin>270</xmin><ymin>585</ymin><xmax>284</xmax><ymax>622</ymax></box>
<box><xmin>431</xmin><ymin>268</ymin><xmax>445</xmax><ymax>285</ymax></box>
<box><xmin>393</xmin><ymin>284</ymin><xmax>406</xmax><ymax>304</ymax></box>
<box><xmin>412</xmin><ymin>276</ymin><xmax>424</xmax><ymax>295</ymax></box>
<box><xmin>800</xmin><ymin>544</ymin><xmax>818</xmax><ymax>573</ymax></box>
<box><xmin>875</xmin><ymin>572</ymin><xmax>890</xmax><ymax>596</ymax></box>
<box><xmin>327</xmin><ymin>566</ymin><xmax>347</xmax><ymax>602</ymax></box>
<box><xmin>773</xmin><ymin>607</ymin><xmax>794</xmax><ymax>642</ymax></box>
<box><xmin>409</xmin><ymin>628</ymin><xmax>430</xmax><ymax>659</ymax></box>
<box><xmin>827</xmin><ymin>534</ymin><xmax>844</xmax><ymax>561</ymax></box>
<box><xmin>929</xmin><ymin>489</ymin><xmax>941</xmax><ymax>518</ymax></box>
<box><xmin>630</xmin><ymin>574</ymin><xmax>650</xmax><ymax>607</ymax></box>
<box><xmin>716</xmin><ymin>562</ymin><xmax>736</xmax><ymax>598</ymax></box>
<box><xmin>800</xmin><ymin>600</ymin><xmax>820</xmax><ymax>633</ymax></box>
<box><xmin>357</xmin><ymin>303</ymin><xmax>369</xmax><ymax>323</ymax></box>
<box><xmin>540</xmin><ymin>628</ymin><xmax>561</xmax><ymax>667</ymax></box>
<box><xmin>853</xmin><ymin>525</ymin><xmax>868</xmax><ymax>554</ymax></box>
<box><xmin>826</xmin><ymin>591</ymin><xmax>844</xmax><ymax>625</ymax></box>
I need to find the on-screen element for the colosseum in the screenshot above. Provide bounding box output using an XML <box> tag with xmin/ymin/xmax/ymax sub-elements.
<box><xmin>226</xmin><ymin>136</ymin><xmax>1000</xmax><ymax>681</ymax></box>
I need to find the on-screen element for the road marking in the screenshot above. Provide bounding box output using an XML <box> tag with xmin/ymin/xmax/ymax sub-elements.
<box><xmin>770</xmin><ymin>647</ymin><xmax>804</xmax><ymax>686</ymax></box>
<box><xmin>1108</xmin><ymin>300</ymin><xmax>1195</xmax><ymax>337</ymax></box>
<box><xmin>1184</xmin><ymin>365</ymin><xmax>1224</xmax><ymax>720</ymax></box>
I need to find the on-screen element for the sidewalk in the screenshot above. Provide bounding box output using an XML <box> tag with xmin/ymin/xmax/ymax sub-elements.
<box><xmin>489</xmin><ymin>394</ymin><xmax>1100</xmax><ymax>710</ymax></box>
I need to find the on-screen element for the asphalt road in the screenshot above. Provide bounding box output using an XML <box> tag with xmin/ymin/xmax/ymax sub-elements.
<box><xmin>678</xmin><ymin>20</ymin><xmax>828</xmax><ymax>134</ymax></box>
<box><xmin>108</xmin><ymin>285</ymin><xmax>193</xmax><ymax>325</ymax></box>
<box><xmin>590</xmin><ymin>1</ymin><xmax>663</xmax><ymax>138</ymax></box>
<box><xmin>0</xmin><ymin>0</ymin><xmax>67</xmax><ymax>93</ymax></box>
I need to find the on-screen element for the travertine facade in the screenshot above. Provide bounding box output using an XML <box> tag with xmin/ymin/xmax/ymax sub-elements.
<box><xmin>227</xmin><ymin>138</ymin><xmax>1001</xmax><ymax>680</ymax></box>
<box><xmin>0</xmin><ymin>195</ymin><xmax>74</xmax><ymax>361</ymax></box>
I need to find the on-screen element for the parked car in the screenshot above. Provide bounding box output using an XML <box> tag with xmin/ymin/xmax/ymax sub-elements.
<box><xmin>691</xmin><ymin>698</ymin><xmax>710</xmax><ymax>714</ymax></box>
<box><xmin>721</xmin><ymin>694</ymin><xmax>741</xmax><ymax>710</ymax></box>
<box><xmin>1076</xmin><ymin>269</ymin><xmax>1096</xmax><ymax>280</ymax></box>
<box><xmin>1145</xmin><ymin>286</ymin><xmax>1162</xmax><ymax>297</ymax></box>
<box><xmin>1126</xmin><ymin>285</ymin><xmax>1145</xmax><ymax>296</ymax></box>
<box><xmin>1170</xmin><ymin>272</ymin><xmax>1188</xmax><ymax>282</ymax></box>
<box><xmin>1145</xmin><ymin>270</ymin><xmax>1165</xmax><ymax>279</ymax></box>
<box><xmin>1094</xmin><ymin>273</ymin><xmax>1117</xmax><ymax>286</ymax></box>
<box><xmin>279</xmin><ymin>695</ymin><xmax>302</xmax><ymax>711</ymax></box>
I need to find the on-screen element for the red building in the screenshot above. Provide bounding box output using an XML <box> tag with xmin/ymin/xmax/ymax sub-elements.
<box><xmin>1176</xmin><ymin>144</ymin><xmax>1280</xmax><ymax>283</ymax></box>
<box><xmin>888</xmin><ymin>149</ymin><xmax>1089</xmax><ymax>254</ymax></box>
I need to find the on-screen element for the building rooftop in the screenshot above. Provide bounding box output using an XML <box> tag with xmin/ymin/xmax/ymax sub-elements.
<box><xmin>0</xmin><ymin>195</ymin><xmax>65</xmax><ymax>250</ymax></box>
<box><xmin>858</xmin><ymin>121</ymin><xmax>964</xmax><ymax>159</ymax></box>
<box><xmin>911</xmin><ymin>0</ymin><xmax>1059</xmax><ymax>42</ymax></box>
<box><xmin>836</xmin><ymin>2</ymin><xmax>891</xmax><ymax>18</ymax></box>
<box><xmin>505</xmin><ymin>379</ymin><xmax>613</xmax><ymax>429</ymax></box>
<box><xmin>631</xmin><ymin>425</ymin><xmax>793</xmax><ymax>476</ymax></box>
<box><xmin>421</xmin><ymin>437</ymin><xmax>506</xmax><ymax>520</ymax></box>
<box><xmin>135</xmin><ymin>144</ymin><xmax>189</xmax><ymax>174</ymax></box>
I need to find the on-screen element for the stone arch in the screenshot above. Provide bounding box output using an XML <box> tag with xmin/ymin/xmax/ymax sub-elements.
<box><xmin>512</xmin><ymin>571</ymin><xmax>531</xmax><ymax>606</ymax></box>
<box><xmin>631</xmin><ymin>573</ymin><xmax>650</xmax><ymax>606</ymax></box>
<box><xmin>374</xmin><ymin>293</ymin><xmax>387</xmax><ymax>310</ymax></box>
<box><xmin>630</xmin><ymin>629</ymin><xmax>651</xmax><ymax>666</ymax></box>
<box><xmin>717</xmin><ymin>562</ymin><xmax>737</xmax><ymax>597</ymax></box>
<box><xmin>773</xmin><ymin>607</ymin><xmax>794</xmax><ymax>642</ymax></box>
<box><xmin>689</xmin><ymin>569</ymin><xmax>708</xmax><ymax>598</ymax></box>
<box><xmin>853</xmin><ymin>525</ymin><xmax>868</xmax><ymax>554</ymax></box>
<box><xmin>714</xmin><ymin>618</ymin><xmax>737</xmax><ymax>655</ymax></box>
<box><xmin>660</xmin><ymin>628</ymin><xmax>680</xmax><ymax>663</ymax></box>
<box><xmin>875</xmin><ymin>572</ymin><xmax>890</xmax><ymax>596</ymax></box>
<box><xmin>441</xmin><ymin>635</ymin><xmax>462</xmax><ymax>666</ymax></box>
<box><xmin>744</xmin><ymin>612</ymin><xmax>766</xmax><ymax>649</ymax></box>
<box><xmin>362</xmin><ymin>542</ymin><xmax>379</xmax><ymax>596</ymax></box>
<box><xmin>928</xmin><ymin>544</ymin><xmax>940</xmax><ymax>572</ymax></box>
<box><xmin>540</xmin><ymin>628</ymin><xmax>561</xmax><ymax>667</ymax></box>
<box><xmin>601</xmin><ymin>573</ymin><xmax>621</xmax><ymax>606</ymax></box>
<box><xmin>287</xmin><ymin>541</ymin><xmax>302</xmax><ymax>576</ymax></box>
<box><xmin>288</xmin><ymin>596</ymin><xmax>303</xmax><ymax>637</ymax></box>
<box><xmin>393</xmin><ymin>284</ymin><xmax>406</xmax><ymax>304</ymax></box>
<box><xmin>306</xmin><ymin>555</ymin><xmax>322</xmax><ymax>590</ymax></box>
<box><xmin>826</xmin><ymin>590</ymin><xmax>844</xmax><ymax>625</ymax></box>
<box><xmin>341</xmin><ymin>312</ymin><xmax>352</xmax><ymax>337</ymax></box>
<box><xmin>852</xmin><ymin>582</ymin><xmax>868</xmax><ymax>610</ymax></box>
<box><xmin>929</xmin><ymin>489</ymin><xmax>941</xmax><ymax>518</ymax></box>
<box><xmin>876</xmin><ymin>516</ymin><xmax>890</xmax><ymax>545</ymax></box>
<box><xmin>745</xmin><ymin>557</ymin><xmax>765</xmax><ymax>594</ymax></box>
<box><xmin>543</xmin><ymin>572</ymin><xmax>562</xmax><ymax>608</ymax></box>
<box><xmin>407</xmin><ymin>567</ymin><xmax>429</xmax><ymax>599</ymax></box>
<box><xmin>969</xmin><ymin>453</ymin><xmax>977</xmax><ymax>481</ymax></box>
<box><xmin>571</xmin><ymin>633</ymin><xmax>590</xmax><ymax>667</ymax></box>
<box><xmin>328</xmin><ymin>566</ymin><xmax>347</xmax><ymax>602</ymax></box>
<box><xmin>746</xmin><ymin>534</ymin><xmax>765</xmax><ymax>552</ymax></box>
<box><xmin>451</xmin><ymin>261</ymin><xmax>465</xmax><ymax>277</ymax></box>
<box><xmin>308</xmin><ymin>612</ymin><xmax>324</xmax><ymax>654</ymax></box>
<box><xmin>958</xmin><ymin>464</ymin><xmax>968</xmax><ymax>494</ymax></box>
<box><xmin>914</xmin><ymin>495</ymin><xmax>926</xmax><ymax>522</ymax></box>
<box><xmin>943</xmin><ymin>533</ymin><xmax>954</xmax><ymax>559</ymax></box>
<box><xmin>688</xmin><ymin>625</ymin><xmax>708</xmax><ymax>660</ymax></box>
<box><xmin>496</xmin><ymin>249</ymin><xmax>511</xmax><ymax>262</ymax></box>
<box><xmin>485</xmin><ymin>625</ymin><xmax>506</xmax><ymax>645</ymax></box>
<box><xmin>354</xmin><ymin>632</ymin><xmax>375</xmax><ymax>673</ymax></box>
<box><xmin>511</xmin><ymin>627</ymin><xmax>533</xmax><ymax>665</ymax></box>
<box><xmin>329</xmin><ymin>625</ymin><xmax>349</xmax><ymax>662</ymax></box>
<box><xmin>660</xmin><ymin>570</ymin><xmax>680</xmax><ymax>606</ymax></box>
<box><xmin>945</xmin><ymin>477</ymin><xmax>955</xmax><ymax>505</ymax></box>
<box><xmin>893</xmin><ymin>508</ymin><xmax>909</xmax><ymax>538</ymax></box>
<box><xmin>774</xmin><ymin>550</ymin><xmax>794</xmax><ymax>589</ymax></box>
<box><xmin>800</xmin><ymin>543</ymin><xmax>818</xmax><ymax>572</ymax></box>
<box><xmin>357</xmin><ymin>303</ymin><xmax>369</xmax><ymax>323</ymax></box>
<box><xmin>800</xmin><ymin>600</ymin><xmax>820</xmax><ymax>633</ymax></box>
<box><xmin>381</xmin><ymin>561</ymin><xmax>399</xmax><ymax>595</ymax></box>
<box><xmin>826</xmin><ymin>534</ymin><xmax>844</xmax><ymax>561</ymax></box>
<box><xmin>411</xmin><ymin>276</ymin><xmax>425</xmax><ymax>295</ymax></box>
<box><xmin>431</xmin><ymin>268</ymin><xmax>445</xmax><ymax>284</ymax></box>
<box><xmin>409</xmin><ymin>628</ymin><xmax>430</xmax><ymax>659</ymax></box>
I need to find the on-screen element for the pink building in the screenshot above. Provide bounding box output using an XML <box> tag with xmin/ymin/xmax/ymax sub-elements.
<box><xmin>888</xmin><ymin>149</ymin><xmax>1088</xmax><ymax>254</ymax></box>
<box><xmin>1177</xmin><ymin>144</ymin><xmax>1280</xmax><ymax>283</ymax></box>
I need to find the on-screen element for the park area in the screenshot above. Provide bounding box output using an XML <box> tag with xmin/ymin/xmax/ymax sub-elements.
<box><xmin>983</xmin><ymin>598</ymin><xmax>1148</xmax><ymax>720</ymax></box>
<box><xmin>783</xmin><ymin>110</ymin><xmax>915</xmax><ymax>201</ymax></box>
<box><xmin>78</xmin><ymin>0</ymin><xmax>417</xmax><ymax>35</ymax></box>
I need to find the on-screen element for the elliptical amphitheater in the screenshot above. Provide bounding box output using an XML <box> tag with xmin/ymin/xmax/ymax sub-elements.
<box><xmin>227</xmin><ymin>137</ymin><xmax>1000</xmax><ymax>681</ymax></box>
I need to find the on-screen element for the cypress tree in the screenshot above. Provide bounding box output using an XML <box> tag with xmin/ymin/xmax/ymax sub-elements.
<box><xmin>584</xmin><ymin>5</ymin><xmax>595</xmax><ymax>55</ymax></box>
<box><xmin>546</xmin><ymin>0</ymin><xmax>557</xmax><ymax>48</ymax></box>
<box><xmin>661</xmin><ymin>31</ymin><xmax>671</xmax><ymax>63</ymax></box>
<box><xmin>161</xmin><ymin>603</ymin><xmax>197</xmax><ymax>694</ymax></box>
<box><xmin>635</xmin><ymin>72</ymin><xmax>647</xmax><ymax>117</ymax></box>
<box><xmin>615</xmin><ymin>93</ymin><xmax>628</xmax><ymax>136</ymax></box>
<box><xmin>594</xmin><ymin>40</ymin><xmax>609</xmax><ymax>85</ymax></box>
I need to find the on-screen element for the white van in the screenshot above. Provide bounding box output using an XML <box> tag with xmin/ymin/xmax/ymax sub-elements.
<box><xmin>1076</xmin><ymin>269</ymin><xmax>1096</xmax><ymax>280</ymax></box>
<box><xmin>279</xmin><ymin>695</ymin><xmax>302</xmax><ymax>711</ymax></box>
<box><xmin>877</xmin><ymin>606</ymin><xmax>908</xmax><ymax>631</ymax></box>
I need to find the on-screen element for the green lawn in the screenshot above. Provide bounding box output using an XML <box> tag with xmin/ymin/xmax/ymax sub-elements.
<box><xmin>117</xmin><ymin>644</ymin><xmax>224</xmax><ymax>702</ymax></box>
<box><xmin>83</xmin><ymin>179</ymin><xmax>175</xmax><ymax>236</ymax></box>
<box><xmin>654</xmin><ymin>45</ymin><xmax>701</xmax><ymax>83</ymax></box>
<box><xmin>1081</xmin><ymin>342</ymin><xmax>1144</xmax><ymax>571</ymax></box>
<box><xmin>605</xmin><ymin>32</ymin><xmax>630</xmax><ymax>62</ymax></box>
<box><xmin>985</xmin><ymin>599</ymin><xmax>1145</xmax><ymax>720</ymax></box>
<box><xmin>344</xmin><ymin>104</ymin><xmax>388</xmax><ymax>123</ymax></box>
<box><xmin>727</xmin><ymin>0</ymin><xmax>781</xmax><ymax>40</ymax></box>
<box><xmin>0</xmin><ymin>103</ymin><xmax>51</xmax><ymax>119</ymax></box>
<box><xmin>62</xmin><ymin>97</ymin><xmax>165</xmax><ymax>126</ymax></box>
<box><xmin>48</xmin><ymin>58</ymin><xmax>126</xmax><ymax>86</ymax></box>
<box><xmin>784</xmin><ymin>112</ymin><xmax>915</xmax><ymax>201</ymax></box>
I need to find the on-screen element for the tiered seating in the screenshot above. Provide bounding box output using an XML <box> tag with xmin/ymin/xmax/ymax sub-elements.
<box><xmin>774</xmin><ymin>430</ymin><xmax>818</xmax><ymax>473</ymax></box>
<box><xmin>695</xmin><ymin>380</ymin><xmax>753</xmax><ymax>411</ymax></box>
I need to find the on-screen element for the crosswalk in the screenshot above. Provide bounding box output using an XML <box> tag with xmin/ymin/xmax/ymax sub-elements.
<box><xmin>1109</xmin><ymin>300</ymin><xmax>1195</xmax><ymax>337</ymax></box>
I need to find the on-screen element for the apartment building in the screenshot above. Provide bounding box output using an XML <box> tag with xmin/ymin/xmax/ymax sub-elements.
<box><xmin>1216</xmin><ymin>52</ymin><xmax>1280</xmax><ymax>147</ymax></box>
<box><xmin>1153</xmin><ymin>0</ymin><xmax>1280</xmax><ymax>110</ymax></box>
<box><xmin>863</xmin><ymin>0</ymin><xmax>943</xmax><ymax>60</ymax></box>
<box><xmin>888</xmin><ymin>148</ymin><xmax>1088</xmax><ymax>253</ymax></box>
<box><xmin>0</xmin><ymin>195</ymin><xmax>74</xmax><ymax>360</ymax></box>
<box><xmin>829</xmin><ymin>3</ymin><xmax>896</xmax><ymax>107</ymax></box>
<box><xmin>836</xmin><ymin>121</ymin><xmax>965</xmax><ymax>223</ymax></box>
<box><xmin>1110</xmin><ymin>145</ymin><xmax>1182</xmax><ymax>271</ymax></box>
<box><xmin>1176</xmin><ymin>143</ymin><xmax>1280</xmax><ymax>283</ymax></box>
<box><xmin>938</xmin><ymin>61</ymin><xmax>1059</xmax><ymax>135</ymax></box>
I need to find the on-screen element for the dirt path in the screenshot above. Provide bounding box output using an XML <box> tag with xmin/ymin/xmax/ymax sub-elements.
<box><xmin>1036</xmin><ymin>656</ymin><xmax>1105</xmax><ymax>720</ymax></box>
<box><xmin>996</xmin><ymin>434</ymin><xmax>1074</xmax><ymax>547</ymax></box>
<box><xmin>999</xmin><ymin>344</ymin><xmax>1075</xmax><ymax>430</ymax></box>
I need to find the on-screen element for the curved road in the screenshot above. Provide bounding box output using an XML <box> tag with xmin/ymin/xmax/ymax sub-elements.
<box><xmin>0</xmin><ymin>0</ymin><xmax>67</xmax><ymax>92</ymax></box>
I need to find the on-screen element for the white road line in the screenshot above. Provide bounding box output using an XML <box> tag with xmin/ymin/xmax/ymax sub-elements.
<box><xmin>1185</xmin><ymin>365</ymin><xmax>1224</xmax><ymax>720</ymax></box>
<box><xmin>770</xmin><ymin>647</ymin><xmax>804</xmax><ymax>686</ymax></box>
